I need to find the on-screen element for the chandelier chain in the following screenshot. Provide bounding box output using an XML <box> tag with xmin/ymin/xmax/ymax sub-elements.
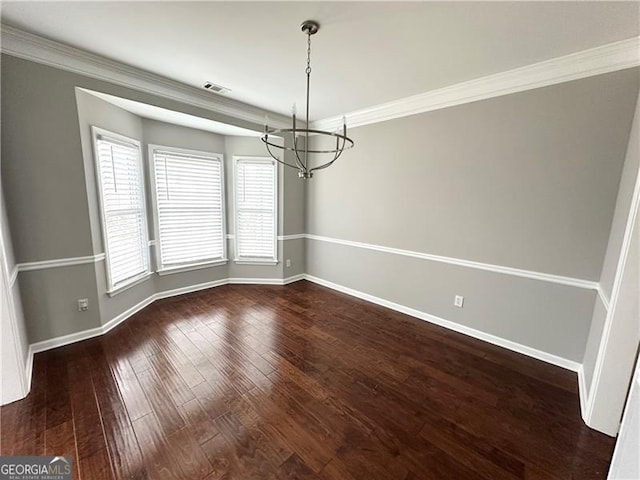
<box><xmin>260</xmin><ymin>20</ymin><xmax>354</xmax><ymax>179</ymax></box>
<box><xmin>306</xmin><ymin>33</ymin><xmax>312</xmax><ymax>75</ymax></box>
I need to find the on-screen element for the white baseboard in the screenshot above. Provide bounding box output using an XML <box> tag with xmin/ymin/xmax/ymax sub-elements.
<box><xmin>102</xmin><ymin>294</ymin><xmax>159</xmax><ymax>335</ymax></box>
<box><xmin>155</xmin><ymin>278</ymin><xmax>230</xmax><ymax>301</ymax></box>
<box><xmin>281</xmin><ymin>274</ymin><xmax>306</xmax><ymax>285</ymax></box>
<box><xmin>303</xmin><ymin>274</ymin><xmax>581</xmax><ymax>372</ymax></box>
<box><xmin>577</xmin><ymin>365</ymin><xmax>591</xmax><ymax>423</ymax></box>
<box><xmin>226</xmin><ymin>274</ymin><xmax>305</xmax><ymax>286</ymax></box>
<box><xmin>23</xmin><ymin>273</ymin><xmax>585</xmax><ymax>408</ymax></box>
<box><xmin>25</xmin><ymin>274</ymin><xmax>306</xmax><ymax>367</ymax></box>
<box><xmin>30</xmin><ymin>324</ymin><xmax>105</xmax><ymax>354</ymax></box>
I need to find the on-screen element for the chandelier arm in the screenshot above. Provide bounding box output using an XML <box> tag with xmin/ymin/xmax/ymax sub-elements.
<box><xmin>264</xmin><ymin>140</ymin><xmax>303</xmax><ymax>170</ymax></box>
<box><xmin>263</xmin><ymin>129</ymin><xmax>354</xmax><ymax>153</ymax></box>
<box><xmin>309</xmin><ymin>137</ymin><xmax>345</xmax><ymax>173</ymax></box>
<box><xmin>291</xmin><ymin>115</ymin><xmax>305</xmax><ymax>171</ymax></box>
<box><xmin>292</xmin><ymin>136</ymin><xmax>307</xmax><ymax>171</ymax></box>
<box><xmin>310</xmin><ymin>149</ymin><xmax>343</xmax><ymax>173</ymax></box>
<box><xmin>309</xmin><ymin>136</ymin><xmax>347</xmax><ymax>172</ymax></box>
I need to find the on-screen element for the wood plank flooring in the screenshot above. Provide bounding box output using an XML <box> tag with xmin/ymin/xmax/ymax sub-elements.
<box><xmin>1</xmin><ymin>281</ymin><xmax>616</xmax><ymax>479</ymax></box>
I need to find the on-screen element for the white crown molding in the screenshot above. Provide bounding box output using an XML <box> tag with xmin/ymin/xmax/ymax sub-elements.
<box><xmin>304</xmin><ymin>274</ymin><xmax>581</xmax><ymax>372</ymax></box>
<box><xmin>313</xmin><ymin>36</ymin><xmax>640</xmax><ymax>131</ymax></box>
<box><xmin>305</xmin><ymin>234</ymin><xmax>599</xmax><ymax>291</ymax></box>
<box><xmin>0</xmin><ymin>25</ymin><xmax>290</xmax><ymax>130</ymax></box>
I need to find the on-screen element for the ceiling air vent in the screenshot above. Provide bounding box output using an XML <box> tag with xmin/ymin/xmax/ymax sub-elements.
<box><xmin>202</xmin><ymin>82</ymin><xmax>230</xmax><ymax>94</ymax></box>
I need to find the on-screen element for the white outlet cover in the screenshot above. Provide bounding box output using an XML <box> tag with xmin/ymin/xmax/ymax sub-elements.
<box><xmin>454</xmin><ymin>295</ymin><xmax>464</xmax><ymax>308</ymax></box>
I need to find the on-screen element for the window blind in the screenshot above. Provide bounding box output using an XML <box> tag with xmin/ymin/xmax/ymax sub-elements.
<box><xmin>235</xmin><ymin>159</ymin><xmax>277</xmax><ymax>260</ymax></box>
<box><xmin>152</xmin><ymin>148</ymin><xmax>225</xmax><ymax>270</ymax></box>
<box><xmin>94</xmin><ymin>132</ymin><xmax>149</xmax><ymax>291</ymax></box>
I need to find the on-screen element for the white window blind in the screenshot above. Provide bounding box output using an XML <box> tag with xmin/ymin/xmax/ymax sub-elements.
<box><xmin>151</xmin><ymin>147</ymin><xmax>226</xmax><ymax>271</ymax></box>
<box><xmin>93</xmin><ymin>129</ymin><xmax>149</xmax><ymax>292</ymax></box>
<box><xmin>235</xmin><ymin>158</ymin><xmax>277</xmax><ymax>261</ymax></box>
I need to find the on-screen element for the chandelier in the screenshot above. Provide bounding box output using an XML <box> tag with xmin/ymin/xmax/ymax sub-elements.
<box><xmin>261</xmin><ymin>20</ymin><xmax>354</xmax><ymax>179</ymax></box>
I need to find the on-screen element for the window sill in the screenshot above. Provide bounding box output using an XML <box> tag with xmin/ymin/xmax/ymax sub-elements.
<box><xmin>108</xmin><ymin>272</ymin><xmax>153</xmax><ymax>297</ymax></box>
<box><xmin>157</xmin><ymin>259</ymin><xmax>228</xmax><ymax>276</ymax></box>
<box><xmin>234</xmin><ymin>259</ymin><xmax>279</xmax><ymax>266</ymax></box>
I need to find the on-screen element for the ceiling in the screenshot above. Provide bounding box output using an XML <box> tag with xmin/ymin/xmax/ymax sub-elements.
<box><xmin>3</xmin><ymin>2</ymin><xmax>639</xmax><ymax>120</ymax></box>
<box><xmin>81</xmin><ymin>89</ymin><xmax>262</xmax><ymax>136</ymax></box>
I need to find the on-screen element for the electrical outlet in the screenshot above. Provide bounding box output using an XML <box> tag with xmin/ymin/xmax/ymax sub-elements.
<box><xmin>454</xmin><ymin>295</ymin><xmax>464</xmax><ymax>308</ymax></box>
<box><xmin>77</xmin><ymin>298</ymin><xmax>89</xmax><ymax>312</ymax></box>
<box><xmin>286</xmin><ymin>259</ymin><xmax>291</xmax><ymax>268</ymax></box>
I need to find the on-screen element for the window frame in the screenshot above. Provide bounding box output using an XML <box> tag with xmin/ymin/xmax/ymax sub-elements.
<box><xmin>233</xmin><ymin>156</ymin><xmax>279</xmax><ymax>265</ymax></box>
<box><xmin>91</xmin><ymin>126</ymin><xmax>151</xmax><ymax>295</ymax></box>
<box><xmin>148</xmin><ymin>144</ymin><xmax>228</xmax><ymax>275</ymax></box>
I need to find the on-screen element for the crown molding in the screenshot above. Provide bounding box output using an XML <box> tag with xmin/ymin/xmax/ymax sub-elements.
<box><xmin>0</xmin><ymin>25</ymin><xmax>290</xmax><ymax>129</ymax></box>
<box><xmin>313</xmin><ymin>36</ymin><xmax>640</xmax><ymax>131</ymax></box>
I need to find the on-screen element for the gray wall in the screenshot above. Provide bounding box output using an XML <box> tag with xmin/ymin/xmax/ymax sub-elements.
<box><xmin>223</xmin><ymin>135</ymin><xmax>306</xmax><ymax>279</ymax></box>
<box><xmin>306</xmin><ymin>69</ymin><xmax>639</xmax><ymax>363</ymax></box>
<box><xmin>225</xmin><ymin>135</ymin><xmax>282</xmax><ymax>280</ymax></box>
<box><xmin>2</xmin><ymin>54</ymin><xmax>302</xmax><ymax>344</ymax></box>
<box><xmin>75</xmin><ymin>88</ymin><xmax>151</xmax><ymax>329</ymax></box>
<box><xmin>307</xmin><ymin>239</ymin><xmax>596</xmax><ymax>361</ymax></box>
<box><xmin>141</xmin><ymin>118</ymin><xmax>232</xmax><ymax>295</ymax></box>
<box><xmin>2</xmin><ymin>48</ymin><xmax>635</xmax><ymax>379</ymax></box>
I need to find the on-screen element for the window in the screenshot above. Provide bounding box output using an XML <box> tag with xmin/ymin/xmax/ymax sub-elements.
<box><xmin>234</xmin><ymin>157</ymin><xmax>278</xmax><ymax>263</ymax></box>
<box><xmin>92</xmin><ymin>127</ymin><xmax>150</xmax><ymax>293</ymax></box>
<box><xmin>149</xmin><ymin>145</ymin><xmax>226</xmax><ymax>273</ymax></box>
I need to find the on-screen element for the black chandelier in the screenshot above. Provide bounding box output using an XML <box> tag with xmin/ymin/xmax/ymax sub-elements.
<box><xmin>261</xmin><ymin>20</ymin><xmax>354</xmax><ymax>179</ymax></box>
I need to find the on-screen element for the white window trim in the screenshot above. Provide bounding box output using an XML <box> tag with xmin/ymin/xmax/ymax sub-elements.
<box><xmin>148</xmin><ymin>144</ymin><xmax>228</xmax><ymax>274</ymax></box>
<box><xmin>234</xmin><ymin>260</ymin><xmax>279</xmax><ymax>266</ymax></box>
<box><xmin>156</xmin><ymin>259</ymin><xmax>228</xmax><ymax>276</ymax></box>
<box><xmin>107</xmin><ymin>272</ymin><xmax>153</xmax><ymax>297</ymax></box>
<box><xmin>91</xmin><ymin>126</ymin><xmax>151</xmax><ymax>295</ymax></box>
<box><xmin>232</xmin><ymin>156</ymin><xmax>279</xmax><ymax>265</ymax></box>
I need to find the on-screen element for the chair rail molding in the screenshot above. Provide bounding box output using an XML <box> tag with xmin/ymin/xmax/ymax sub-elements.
<box><xmin>305</xmin><ymin>234</ymin><xmax>599</xmax><ymax>291</ymax></box>
<box><xmin>0</xmin><ymin>25</ymin><xmax>290</xmax><ymax>130</ymax></box>
<box><xmin>14</xmin><ymin>234</ymin><xmax>600</xmax><ymax>291</ymax></box>
<box><xmin>313</xmin><ymin>36</ymin><xmax>640</xmax><ymax>131</ymax></box>
<box><xmin>17</xmin><ymin>254</ymin><xmax>105</xmax><ymax>272</ymax></box>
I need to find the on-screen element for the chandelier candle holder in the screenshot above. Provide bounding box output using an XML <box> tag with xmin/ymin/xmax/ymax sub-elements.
<box><xmin>261</xmin><ymin>20</ymin><xmax>354</xmax><ymax>179</ymax></box>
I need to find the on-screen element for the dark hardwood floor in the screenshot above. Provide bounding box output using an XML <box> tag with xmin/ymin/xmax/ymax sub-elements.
<box><xmin>1</xmin><ymin>281</ymin><xmax>615</xmax><ymax>479</ymax></box>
